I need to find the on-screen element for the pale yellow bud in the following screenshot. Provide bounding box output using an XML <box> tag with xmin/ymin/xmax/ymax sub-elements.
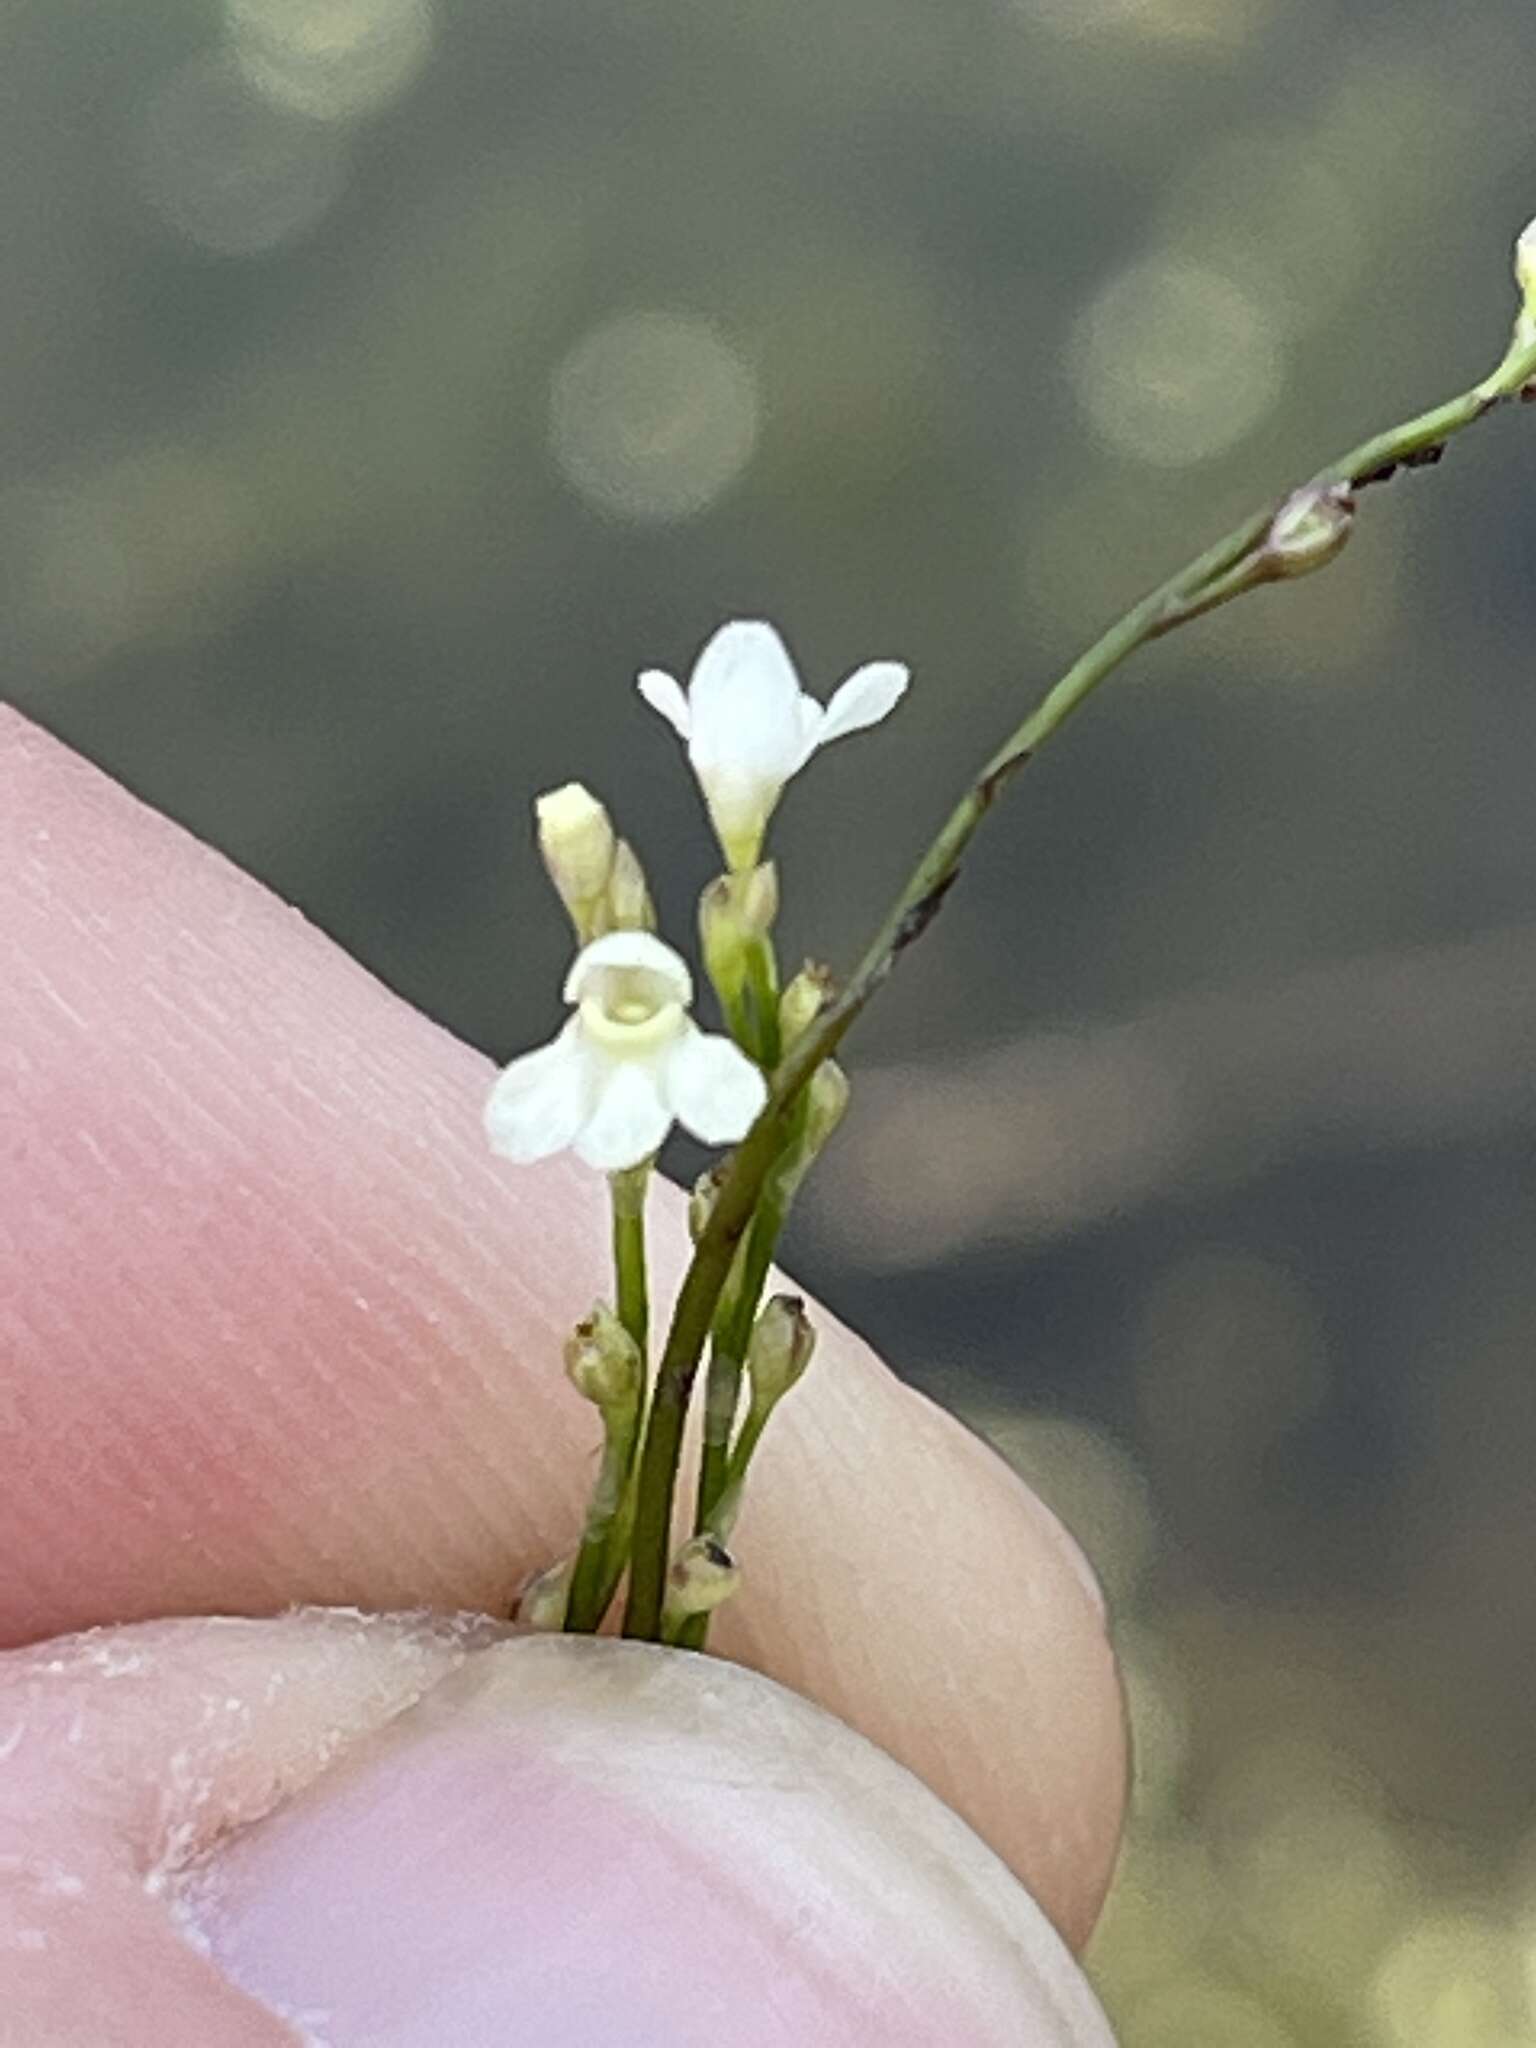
<box><xmin>535</xmin><ymin>783</ymin><xmax>616</xmax><ymax>938</ymax></box>
<box><xmin>594</xmin><ymin>838</ymin><xmax>657</xmax><ymax>935</ymax></box>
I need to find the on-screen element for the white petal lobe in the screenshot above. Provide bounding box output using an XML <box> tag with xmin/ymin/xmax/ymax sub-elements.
<box><xmin>817</xmin><ymin>662</ymin><xmax>910</xmax><ymax>746</ymax></box>
<box><xmin>484</xmin><ymin>1023</ymin><xmax>593</xmax><ymax>1164</ymax></box>
<box><xmin>688</xmin><ymin>622</ymin><xmax>807</xmax><ymax>785</ymax></box>
<box><xmin>565</xmin><ymin>929</ymin><xmax>693</xmax><ymax>1004</ymax></box>
<box><xmin>666</xmin><ymin>1027</ymin><xmax>769</xmax><ymax>1145</ymax></box>
<box><xmin>636</xmin><ymin>669</ymin><xmax>693</xmax><ymax>740</ymax></box>
<box><xmin>576</xmin><ymin>1061</ymin><xmax>674</xmax><ymax>1171</ymax></box>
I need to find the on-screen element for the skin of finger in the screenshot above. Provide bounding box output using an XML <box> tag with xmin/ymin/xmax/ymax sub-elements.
<box><xmin>0</xmin><ymin>709</ymin><xmax>1126</xmax><ymax>1946</ymax></box>
<box><xmin>0</xmin><ymin>1611</ymin><xmax>487</xmax><ymax>2046</ymax></box>
<box><xmin>0</xmin><ymin>1613</ymin><xmax>1116</xmax><ymax>2048</ymax></box>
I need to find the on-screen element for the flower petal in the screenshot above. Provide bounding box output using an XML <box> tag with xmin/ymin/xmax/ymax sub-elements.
<box><xmin>564</xmin><ymin>930</ymin><xmax>693</xmax><ymax>1006</ymax></box>
<box><xmin>664</xmin><ymin>1025</ymin><xmax>768</xmax><ymax>1146</ymax></box>
<box><xmin>575</xmin><ymin>1060</ymin><xmax>675</xmax><ymax>1171</ymax></box>
<box><xmin>687</xmin><ymin>621</ymin><xmax>808</xmax><ymax>788</ymax></box>
<box><xmin>817</xmin><ymin>661</ymin><xmax>910</xmax><ymax>746</ymax></box>
<box><xmin>484</xmin><ymin>1020</ymin><xmax>594</xmax><ymax>1164</ymax></box>
<box><xmin>636</xmin><ymin>668</ymin><xmax>692</xmax><ymax>741</ymax></box>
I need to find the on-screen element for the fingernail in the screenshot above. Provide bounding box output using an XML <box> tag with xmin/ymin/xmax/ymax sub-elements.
<box><xmin>171</xmin><ymin>1638</ymin><xmax>1111</xmax><ymax>2048</ymax></box>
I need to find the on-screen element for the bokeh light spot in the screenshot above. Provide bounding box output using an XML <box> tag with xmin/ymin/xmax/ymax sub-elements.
<box><xmin>1155</xmin><ymin>135</ymin><xmax>1364</xmax><ymax>338</ymax></box>
<box><xmin>3</xmin><ymin>448</ymin><xmax>255</xmax><ymax>676</ymax></box>
<box><xmin>228</xmin><ymin>0</ymin><xmax>436</xmax><ymax>122</ymax></box>
<box><xmin>135</xmin><ymin>53</ymin><xmax>348</xmax><ymax>257</ymax></box>
<box><xmin>1070</xmin><ymin>257</ymin><xmax>1284</xmax><ymax>466</ymax></box>
<box><xmin>548</xmin><ymin>312</ymin><xmax>760</xmax><ymax>524</ymax></box>
<box><xmin>1375</xmin><ymin>1915</ymin><xmax>1529</xmax><ymax>2047</ymax></box>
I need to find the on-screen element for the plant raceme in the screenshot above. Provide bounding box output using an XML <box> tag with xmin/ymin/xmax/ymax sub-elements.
<box><xmin>483</xmin><ymin>220</ymin><xmax>1536</xmax><ymax>1650</ymax></box>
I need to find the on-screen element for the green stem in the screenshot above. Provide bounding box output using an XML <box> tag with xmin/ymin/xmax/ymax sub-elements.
<box><xmin>562</xmin><ymin>1166</ymin><xmax>651</xmax><ymax>1633</ymax></box>
<box><xmin>619</xmin><ymin>320</ymin><xmax>1536</xmax><ymax>1645</ymax></box>
<box><xmin>610</xmin><ymin>1164</ymin><xmax>650</xmax><ymax>1358</ymax></box>
<box><xmin>743</xmin><ymin>938</ymin><xmax>782</xmax><ymax>1070</ymax></box>
<box><xmin>694</xmin><ymin>1336</ymin><xmax>742</xmax><ymax>1537</ymax></box>
<box><xmin>561</xmin><ymin>1393</ymin><xmax>639</xmax><ymax>1632</ymax></box>
<box><xmin>695</xmin><ymin>1196</ymin><xmax>787</xmax><ymax>1527</ymax></box>
<box><xmin>674</xmin><ymin>1392</ymin><xmax>779</xmax><ymax>1652</ymax></box>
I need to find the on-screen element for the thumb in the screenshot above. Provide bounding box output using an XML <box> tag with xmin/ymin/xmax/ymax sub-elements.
<box><xmin>2</xmin><ymin>1610</ymin><xmax>1116</xmax><ymax>2047</ymax></box>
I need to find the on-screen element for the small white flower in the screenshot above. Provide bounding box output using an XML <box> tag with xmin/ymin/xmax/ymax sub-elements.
<box><xmin>1516</xmin><ymin>215</ymin><xmax>1536</xmax><ymax>344</ymax></box>
<box><xmin>1518</xmin><ymin>214</ymin><xmax>1536</xmax><ymax>298</ymax></box>
<box><xmin>484</xmin><ymin>930</ymin><xmax>768</xmax><ymax>1173</ymax></box>
<box><xmin>637</xmin><ymin>620</ymin><xmax>909</xmax><ymax>869</ymax></box>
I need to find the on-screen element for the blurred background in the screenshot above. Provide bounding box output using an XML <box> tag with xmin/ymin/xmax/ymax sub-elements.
<box><xmin>5</xmin><ymin>0</ymin><xmax>1536</xmax><ymax>2038</ymax></box>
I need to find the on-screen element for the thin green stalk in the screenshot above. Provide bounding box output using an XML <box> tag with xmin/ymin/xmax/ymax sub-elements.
<box><xmin>694</xmin><ymin>1186</ymin><xmax>791</xmax><ymax>1528</ymax></box>
<box><xmin>610</xmin><ymin>1164</ymin><xmax>650</xmax><ymax>1358</ymax></box>
<box><xmin>619</xmin><ymin>320</ymin><xmax>1536</xmax><ymax>1645</ymax></box>
<box><xmin>743</xmin><ymin>940</ymin><xmax>782</xmax><ymax>1070</ymax></box>
<box><xmin>561</xmin><ymin>1392</ymin><xmax>639</xmax><ymax>1632</ymax></box>
<box><xmin>562</xmin><ymin>1166</ymin><xmax>651</xmax><ymax>1632</ymax></box>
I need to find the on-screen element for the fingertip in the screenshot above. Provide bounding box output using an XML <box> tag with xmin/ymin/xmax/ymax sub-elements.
<box><xmin>717</xmin><ymin>1343</ymin><xmax>1127</xmax><ymax>1949</ymax></box>
<box><xmin>171</xmin><ymin>1635</ymin><xmax>1116</xmax><ymax>2047</ymax></box>
<box><xmin>1</xmin><ymin>712</ymin><xmax>1125</xmax><ymax>1946</ymax></box>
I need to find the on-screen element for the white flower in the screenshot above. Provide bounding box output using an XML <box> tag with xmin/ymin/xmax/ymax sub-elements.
<box><xmin>1518</xmin><ymin>214</ymin><xmax>1536</xmax><ymax>298</ymax></box>
<box><xmin>484</xmin><ymin>931</ymin><xmax>768</xmax><ymax>1173</ymax></box>
<box><xmin>637</xmin><ymin>620</ymin><xmax>909</xmax><ymax>869</ymax></box>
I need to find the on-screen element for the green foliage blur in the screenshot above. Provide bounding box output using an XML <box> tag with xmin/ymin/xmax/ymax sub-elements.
<box><xmin>6</xmin><ymin>2</ymin><xmax>1536</xmax><ymax>2039</ymax></box>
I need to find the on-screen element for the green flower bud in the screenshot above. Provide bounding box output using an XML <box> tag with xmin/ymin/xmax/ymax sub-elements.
<box><xmin>803</xmin><ymin>1059</ymin><xmax>850</xmax><ymax>1154</ymax></box>
<box><xmin>778</xmin><ymin>961</ymin><xmax>834</xmax><ymax>1049</ymax></box>
<box><xmin>662</xmin><ymin>1535</ymin><xmax>740</xmax><ymax>1625</ymax></box>
<box><xmin>564</xmin><ymin>1303</ymin><xmax>642</xmax><ymax>1410</ymax></box>
<box><xmin>699</xmin><ymin>863</ymin><xmax>779</xmax><ymax>1005</ymax></box>
<box><xmin>746</xmin><ymin>1293</ymin><xmax>816</xmax><ymax>1410</ymax></box>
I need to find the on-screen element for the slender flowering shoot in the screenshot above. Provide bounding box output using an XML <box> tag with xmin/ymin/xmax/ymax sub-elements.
<box><xmin>482</xmin><ymin>219</ymin><xmax>1536</xmax><ymax>1652</ymax></box>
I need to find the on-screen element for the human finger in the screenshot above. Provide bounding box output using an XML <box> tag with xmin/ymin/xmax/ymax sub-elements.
<box><xmin>2</xmin><ymin>1611</ymin><xmax>1116</xmax><ymax>2047</ymax></box>
<box><xmin>0</xmin><ymin>709</ymin><xmax>1124</xmax><ymax>1945</ymax></box>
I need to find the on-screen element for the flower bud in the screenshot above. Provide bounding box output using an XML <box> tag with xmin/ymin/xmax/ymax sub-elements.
<box><xmin>515</xmin><ymin>1555</ymin><xmax>572</xmax><ymax>1630</ymax></box>
<box><xmin>688</xmin><ymin>1163</ymin><xmax>727</xmax><ymax>1243</ymax></box>
<box><xmin>778</xmin><ymin>961</ymin><xmax>835</xmax><ymax>1049</ymax></box>
<box><xmin>595</xmin><ymin>838</ymin><xmax>657</xmax><ymax>935</ymax></box>
<box><xmin>535</xmin><ymin>783</ymin><xmax>616</xmax><ymax>937</ymax></box>
<box><xmin>802</xmin><ymin>1059</ymin><xmax>850</xmax><ymax>1154</ymax></box>
<box><xmin>767</xmin><ymin>1060</ymin><xmax>851</xmax><ymax>1208</ymax></box>
<box><xmin>745</xmin><ymin>1293</ymin><xmax>816</xmax><ymax>1410</ymax></box>
<box><xmin>564</xmin><ymin>1304</ymin><xmax>643</xmax><ymax>1411</ymax></box>
<box><xmin>663</xmin><ymin>1535</ymin><xmax>740</xmax><ymax>1625</ymax></box>
<box><xmin>1263</xmin><ymin>483</ymin><xmax>1353</xmax><ymax>579</ymax></box>
<box><xmin>699</xmin><ymin>863</ymin><xmax>779</xmax><ymax>1006</ymax></box>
